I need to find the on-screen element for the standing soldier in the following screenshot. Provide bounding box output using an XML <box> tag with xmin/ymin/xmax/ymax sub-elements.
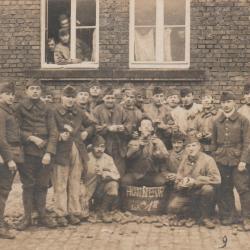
<box><xmin>195</xmin><ymin>90</ymin><xmax>221</xmax><ymax>154</ymax></box>
<box><xmin>16</xmin><ymin>79</ymin><xmax>58</xmax><ymax>230</ymax></box>
<box><xmin>53</xmin><ymin>85</ymin><xmax>95</xmax><ymax>226</ymax></box>
<box><xmin>0</xmin><ymin>82</ymin><xmax>23</xmax><ymax>239</ymax></box>
<box><xmin>211</xmin><ymin>91</ymin><xmax>250</xmax><ymax>230</ymax></box>
<box><xmin>178</xmin><ymin>87</ymin><xmax>203</xmax><ymax>135</ymax></box>
<box><xmin>88</xmin><ymin>80</ymin><xmax>103</xmax><ymax>114</ymax></box>
<box><xmin>93</xmin><ymin>87</ymin><xmax>129</xmax><ymax>177</ymax></box>
<box><xmin>238</xmin><ymin>83</ymin><xmax>250</xmax><ymax>122</ymax></box>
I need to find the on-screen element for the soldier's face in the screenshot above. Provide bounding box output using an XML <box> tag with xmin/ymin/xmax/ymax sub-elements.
<box><xmin>202</xmin><ymin>95</ymin><xmax>213</xmax><ymax>109</ymax></box>
<box><xmin>136</xmin><ymin>94</ymin><xmax>144</xmax><ymax>104</ymax></box>
<box><xmin>60</xmin><ymin>34</ymin><xmax>70</xmax><ymax>45</ymax></box>
<box><xmin>172</xmin><ymin>140</ymin><xmax>184</xmax><ymax>153</ymax></box>
<box><xmin>93</xmin><ymin>144</ymin><xmax>105</xmax><ymax>158</ymax></box>
<box><xmin>167</xmin><ymin>95</ymin><xmax>180</xmax><ymax>108</ymax></box>
<box><xmin>26</xmin><ymin>86</ymin><xmax>42</xmax><ymax>100</ymax></box>
<box><xmin>76</xmin><ymin>92</ymin><xmax>89</xmax><ymax>105</ymax></box>
<box><xmin>90</xmin><ymin>86</ymin><xmax>101</xmax><ymax>97</ymax></box>
<box><xmin>0</xmin><ymin>92</ymin><xmax>15</xmax><ymax>105</ymax></box>
<box><xmin>221</xmin><ymin>100</ymin><xmax>235</xmax><ymax>113</ymax></box>
<box><xmin>181</xmin><ymin>93</ymin><xmax>194</xmax><ymax>106</ymax></box>
<box><xmin>186</xmin><ymin>142</ymin><xmax>201</xmax><ymax>156</ymax></box>
<box><xmin>103</xmin><ymin>95</ymin><xmax>115</xmax><ymax>108</ymax></box>
<box><xmin>244</xmin><ymin>93</ymin><xmax>250</xmax><ymax>104</ymax></box>
<box><xmin>124</xmin><ymin>92</ymin><xmax>136</xmax><ymax>106</ymax></box>
<box><xmin>61</xmin><ymin>95</ymin><xmax>75</xmax><ymax>108</ymax></box>
<box><xmin>139</xmin><ymin>120</ymin><xmax>154</xmax><ymax>137</ymax></box>
<box><xmin>153</xmin><ymin>93</ymin><xmax>164</xmax><ymax>106</ymax></box>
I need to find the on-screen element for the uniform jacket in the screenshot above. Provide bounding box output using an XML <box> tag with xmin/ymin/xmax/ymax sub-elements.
<box><xmin>211</xmin><ymin>111</ymin><xmax>250</xmax><ymax>166</ymax></box>
<box><xmin>177</xmin><ymin>152</ymin><xmax>221</xmax><ymax>186</ymax></box>
<box><xmin>16</xmin><ymin>98</ymin><xmax>58</xmax><ymax>157</ymax></box>
<box><xmin>93</xmin><ymin>104</ymin><xmax>129</xmax><ymax>158</ymax></box>
<box><xmin>54</xmin><ymin>104</ymin><xmax>95</xmax><ymax>166</ymax></box>
<box><xmin>0</xmin><ymin>103</ymin><xmax>23</xmax><ymax>163</ymax></box>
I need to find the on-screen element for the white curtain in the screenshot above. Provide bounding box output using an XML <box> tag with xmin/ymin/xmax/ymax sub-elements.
<box><xmin>134</xmin><ymin>28</ymin><xmax>155</xmax><ymax>61</ymax></box>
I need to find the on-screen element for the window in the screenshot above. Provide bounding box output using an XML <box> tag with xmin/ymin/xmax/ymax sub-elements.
<box><xmin>41</xmin><ymin>0</ymin><xmax>99</xmax><ymax>68</ymax></box>
<box><xmin>129</xmin><ymin>0</ymin><xmax>190</xmax><ymax>69</ymax></box>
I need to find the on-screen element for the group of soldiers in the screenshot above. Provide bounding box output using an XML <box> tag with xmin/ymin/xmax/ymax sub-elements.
<box><xmin>0</xmin><ymin>79</ymin><xmax>250</xmax><ymax>239</ymax></box>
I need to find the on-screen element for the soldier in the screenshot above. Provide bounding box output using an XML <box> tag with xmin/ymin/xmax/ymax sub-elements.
<box><xmin>211</xmin><ymin>91</ymin><xmax>250</xmax><ymax>230</ymax></box>
<box><xmin>53</xmin><ymin>85</ymin><xmax>95</xmax><ymax>226</ymax></box>
<box><xmin>238</xmin><ymin>83</ymin><xmax>250</xmax><ymax>122</ymax></box>
<box><xmin>168</xmin><ymin>134</ymin><xmax>221</xmax><ymax>229</ymax></box>
<box><xmin>76</xmin><ymin>85</ymin><xmax>91</xmax><ymax>114</ymax></box>
<box><xmin>81</xmin><ymin>135</ymin><xmax>120</xmax><ymax>223</ymax></box>
<box><xmin>0</xmin><ymin>82</ymin><xmax>23</xmax><ymax>239</ymax></box>
<box><xmin>121</xmin><ymin>89</ymin><xmax>143</xmax><ymax>137</ymax></box>
<box><xmin>144</xmin><ymin>86</ymin><xmax>175</xmax><ymax>149</ymax></box>
<box><xmin>161</xmin><ymin>132</ymin><xmax>186</xmax><ymax>183</ymax></box>
<box><xmin>121</xmin><ymin>118</ymin><xmax>168</xmax><ymax>187</ymax></box>
<box><xmin>195</xmin><ymin>90</ymin><xmax>221</xmax><ymax>154</ymax></box>
<box><xmin>88</xmin><ymin>80</ymin><xmax>103</xmax><ymax>114</ymax></box>
<box><xmin>178</xmin><ymin>87</ymin><xmax>203</xmax><ymax>134</ymax></box>
<box><xmin>16</xmin><ymin>79</ymin><xmax>58</xmax><ymax>230</ymax></box>
<box><xmin>93</xmin><ymin>87</ymin><xmax>129</xmax><ymax>176</ymax></box>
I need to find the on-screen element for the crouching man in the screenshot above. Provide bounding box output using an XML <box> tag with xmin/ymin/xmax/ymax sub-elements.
<box><xmin>81</xmin><ymin>135</ymin><xmax>120</xmax><ymax>222</ymax></box>
<box><xmin>121</xmin><ymin>118</ymin><xmax>168</xmax><ymax>187</ymax></box>
<box><xmin>167</xmin><ymin>134</ymin><xmax>221</xmax><ymax>229</ymax></box>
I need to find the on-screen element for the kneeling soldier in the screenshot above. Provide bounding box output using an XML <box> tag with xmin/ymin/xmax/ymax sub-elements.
<box><xmin>81</xmin><ymin>135</ymin><xmax>120</xmax><ymax>222</ymax></box>
<box><xmin>168</xmin><ymin>134</ymin><xmax>221</xmax><ymax>229</ymax></box>
<box><xmin>0</xmin><ymin>82</ymin><xmax>23</xmax><ymax>239</ymax></box>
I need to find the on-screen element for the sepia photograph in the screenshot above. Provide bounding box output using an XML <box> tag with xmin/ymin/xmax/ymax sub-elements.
<box><xmin>0</xmin><ymin>0</ymin><xmax>250</xmax><ymax>249</ymax></box>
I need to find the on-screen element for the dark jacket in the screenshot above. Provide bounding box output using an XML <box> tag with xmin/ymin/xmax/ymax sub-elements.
<box><xmin>93</xmin><ymin>104</ymin><xmax>129</xmax><ymax>158</ymax></box>
<box><xmin>0</xmin><ymin>103</ymin><xmax>23</xmax><ymax>163</ymax></box>
<box><xmin>211</xmin><ymin>111</ymin><xmax>250</xmax><ymax>166</ymax></box>
<box><xmin>16</xmin><ymin>98</ymin><xmax>58</xmax><ymax>157</ymax></box>
<box><xmin>54</xmin><ymin>104</ymin><xmax>95</xmax><ymax>166</ymax></box>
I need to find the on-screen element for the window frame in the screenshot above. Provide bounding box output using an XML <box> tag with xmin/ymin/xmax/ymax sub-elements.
<box><xmin>129</xmin><ymin>0</ymin><xmax>190</xmax><ymax>69</ymax></box>
<box><xmin>41</xmin><ymin>0</ymin><xmax>99</xmax><ymax>69</ymax></box>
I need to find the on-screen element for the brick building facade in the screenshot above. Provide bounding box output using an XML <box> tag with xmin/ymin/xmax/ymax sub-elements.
<box><xmin>0</xmin><ymin>0</ymin><xmax>249</xmax><ymax>102</ymax></box>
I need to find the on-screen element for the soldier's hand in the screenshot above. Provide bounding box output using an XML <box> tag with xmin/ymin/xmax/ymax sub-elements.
<box><xmin>60</xmin><ymin>132</ymin><xmax>70</xmax><ymax>141</ymax></box>
<box><xmin>42</xmin><ymin>153</ymin><xmax>51</xmax><ymax>165</ymax></box>
<box><xmin>117</xmin><ymin>125</ymin><xmax>125</xmax><ymax>132</ymax></box>
<box><xmin>238</xmin><ymin>162</ymin><xmax>247</xmax><ymax>172</ymax></box>
<box><xmin>29</xmin><ymin>136</ymin><xmax>46</xmax><ymax>148</ymax></box>
<box><xmin>108</xmin><ymin>125</ymin><xmax>118</xmax><ymax>132</ymax></box>
<box><xmin>81</xmin><ymin>131</ymin><xmax>88</xmax><ymax>141</ymax></box>
<box><xmin>8</xmin><ymin>160</ymin><xmax>17</xmax><ymax>173</ymax></box>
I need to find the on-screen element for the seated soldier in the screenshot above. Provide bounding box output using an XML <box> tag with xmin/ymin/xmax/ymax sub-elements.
<box><xmin>167</xmin><ymin>133</ymin><xmax>221</xmax><ymax>229</ymax></box>
<box><xmin>121</xmin><ymin>118</ymin><xmax>168</xmax><ymax>187</ymax></box>
<box><xmin>161</xmin><ymin>132</ymin><xmax>186</xmax><ymax>183</ymax></box>
<box><xmin>81</xmin><ymin>135</ymin><xmax>120</xmax><ymax>223</ymax></box>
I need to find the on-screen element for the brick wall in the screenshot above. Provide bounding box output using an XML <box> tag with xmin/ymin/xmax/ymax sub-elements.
<box><xmin>0</xmin><ymin>0</ymin><xmax>249</xmax><ymax>102</ymax></box>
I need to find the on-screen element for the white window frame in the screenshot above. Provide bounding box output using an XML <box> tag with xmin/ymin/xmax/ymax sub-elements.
<box><xmin>129</xmin><ymin>0</ymin><xmax>190</xmax><ymax>69</ymax></box>
<box><xmin>41</xmin><ymin>0</ymin><xmax>99</xmax><ymax>69</ymax></box>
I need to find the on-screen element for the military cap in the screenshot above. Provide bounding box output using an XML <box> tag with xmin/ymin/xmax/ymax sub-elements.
<box><xmin>88</xmin><ymin>79</ymin><xmax>101</xmax><ymax>88</ymax></box>
<box><xmin>25</xmin><ymin>79</ymin><xmax>41</xmax><ymax>89</ymax></box>
<box><xmin>180</xmin><ymin>87</ymin><xmax>193</xmax><ymax>97</ymax></box>
<box><xmin>62</xmin><ymin>85</ymin><xmax>77</xmax><ymax>98</ymax></box>
<box><xmin>0</xmin><ymin>82</ymin><xmax>15</xmax><ymax>94</ymax></box>
<box><xmin>153</xmin><ymin>86</ymin><xmax>164</xmax><ymax>96</ymax></box>
<box><xmin>201</xmin><ymin>88</ymin><xmax>213</xmax><ymax>98</ymax></box>
<box><xmin>171</xmin><ymin>132</ymin><xmax>186</xmax><ymax>143</ymax></box>
<box><xmin>220</xmin><ymin>91</ymin><xmax>236</xmax><ymax>102</ymax></box>
<box><xmin>92</xmin><ymin>135</ymin><xmax>106</xmax><ymax>147</ymax></box>
<box><xmin>185</xmin><ymin>133</ymin><xmax>200</xmax><ymax>145</ymax></box>
<box><xmin>167</xmin><ymin>88</ymin><xmax>180</xmax><ymax>97</ymax></box>
<box><xmin>103</xmin><ymin>86</ymin><xmax>114</xmax><ymax>97</ymax></box>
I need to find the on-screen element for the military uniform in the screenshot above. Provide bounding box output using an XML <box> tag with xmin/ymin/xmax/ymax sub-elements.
<box><xmin>16</xmin><ymin>83</ymin><xmax>57</xmax><ymax>229</ymax></box>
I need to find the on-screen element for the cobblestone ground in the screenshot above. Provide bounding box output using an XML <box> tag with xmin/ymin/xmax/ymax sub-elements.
<box><xmin>1</xmin><ymin>176</ymin><xmax>250</xmax><ymax>250</ymax></box>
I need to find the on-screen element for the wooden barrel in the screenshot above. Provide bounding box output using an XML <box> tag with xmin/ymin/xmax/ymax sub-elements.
<box><xmin>122</xmin><ymin>185</ymin><xmax>166</xmax><ymax>215</ymax></box>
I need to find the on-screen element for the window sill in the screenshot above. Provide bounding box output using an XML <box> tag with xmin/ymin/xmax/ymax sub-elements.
<box><xmin>129</xmin><ymin>62</ymin><xmax>190</xmax><ymax>70</ymax></box>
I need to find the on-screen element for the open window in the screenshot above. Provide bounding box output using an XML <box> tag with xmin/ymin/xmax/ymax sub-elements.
<box><xmin>129</xmin><ymin>0</ymin><xmax>190</xmax><ymax>69</ymax></box>
<box><xmin>41</xmin><ymin>0</ymin><xmax>99</xmax><ymax>68</ymax></box>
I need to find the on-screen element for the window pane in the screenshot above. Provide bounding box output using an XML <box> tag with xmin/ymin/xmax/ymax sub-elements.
<box><xmin>134</xmin><ymin>27</ymin><xmax>155</xmax><ymax>61</ymax></box>
<box><xmin>164</xmin><ymin>27</ymin><xmax>185</xmax><ymax>61</ymax></box>
<box><xmin>76</xmin><ymin>0</ymin><xmax>96</xmax><ymax>26</ymax></box>
<box><xmin>76</xmin><ymin>28</ymin><xmax>96</xmax><ymax>61</ymax></box>
<box><xmin>46</xmin><ymin>0</ymin><xmax>71</xmax><ymax>64</ymax></box>
<box><xmin>135</xmin><ymin>0</ymin><xmax>156</xmax><ymax>26</ymax></box>
<box><xmin>164</xmin><ymin>0</ymin><xmax>186</xmax><ymax>25</ymax></box>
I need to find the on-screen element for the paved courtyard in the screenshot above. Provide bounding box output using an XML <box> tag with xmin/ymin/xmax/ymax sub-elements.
<box><xmin>1</xmin><ymin>176</ymin><xmax>250</xmax><ymax>250</ymax></box>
